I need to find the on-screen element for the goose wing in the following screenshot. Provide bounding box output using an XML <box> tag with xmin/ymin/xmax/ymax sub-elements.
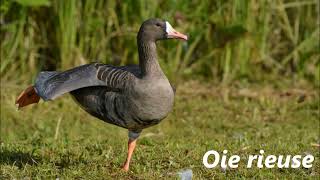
<box><xmin>35</xmin><ymin>63</ymin><xmax>137</xmax><ymax>100</ymax></box>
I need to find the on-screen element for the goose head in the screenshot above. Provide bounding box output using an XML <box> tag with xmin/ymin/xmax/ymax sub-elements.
<box><xmin>138</xmin><ymin>18</ymin><xmax>188</xmax><ymax>42</ymax></box>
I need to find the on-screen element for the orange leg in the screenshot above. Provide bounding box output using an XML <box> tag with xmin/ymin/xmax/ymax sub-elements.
<box><xmin>122</xmin><ymin>138</ymin><xmax>137</xmax><ymax>171</ymax></box>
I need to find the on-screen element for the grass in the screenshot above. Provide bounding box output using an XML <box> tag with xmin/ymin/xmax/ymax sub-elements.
<box><xmin>1</xmin><ymin>0</ymin><xmax>319</xmax><ymax>85</ymax></box>
<box><xmin>1</xmin><ymin>80</ymin><xmax>319</xmax><ymax>179</ymax></box>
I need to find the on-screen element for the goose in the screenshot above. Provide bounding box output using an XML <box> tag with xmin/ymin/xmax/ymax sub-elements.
<box><xmin>16</xmin><ymin>18</ymin><xmax>188</xmax><ymax>171</ymax></box>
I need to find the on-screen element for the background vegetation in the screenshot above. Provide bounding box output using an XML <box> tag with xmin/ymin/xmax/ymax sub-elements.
<box><xmin>1</xmin><ymin>0</ymin><xmax>319</xmax><ymax>179</ymax></box>
<box><xmin>0</xmin><ymin>0</ymin><xmax>319</xmax><ymax>84</ymax></box>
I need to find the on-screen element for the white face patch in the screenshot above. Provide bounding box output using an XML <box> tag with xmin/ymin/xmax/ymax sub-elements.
<box><xmin>165</xmin><ymin>21</ymin><xmax>175</xmax><ymax>33</ymax></box>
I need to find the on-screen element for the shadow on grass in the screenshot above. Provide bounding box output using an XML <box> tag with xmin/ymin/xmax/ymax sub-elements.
<box><xmin>0</xmin><ymin>149</ymin><xmax>42</xmax><ymax>168</ymax></box>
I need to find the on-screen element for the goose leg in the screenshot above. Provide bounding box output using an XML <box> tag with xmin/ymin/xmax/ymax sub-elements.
<box><xmin>122</xmin><ymin>130</ymin><xmax>141</xmax><ymax>171</ymax></box>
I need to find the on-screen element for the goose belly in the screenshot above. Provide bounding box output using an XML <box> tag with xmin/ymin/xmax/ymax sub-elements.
<box><xmin>69</xmin><ymin>84</ymin><xmax>174</xmax><ymax>130</ymax></box>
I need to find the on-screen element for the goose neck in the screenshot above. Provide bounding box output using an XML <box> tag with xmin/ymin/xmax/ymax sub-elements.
<box><xmin>137</xmin><ymin>39</ymin><xmax>163</xmax><ymax>77</ymax></box>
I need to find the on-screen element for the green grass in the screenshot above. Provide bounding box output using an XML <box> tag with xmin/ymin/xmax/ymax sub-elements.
<box><xmin>1</xmin><ymin>81</ymin><xmax>319</xmax><ymax>179</ymax></box>
<box><xmin>1</xmin><ymin>0</ymin><xmax>319</xmax><ymax>85</ymax></box>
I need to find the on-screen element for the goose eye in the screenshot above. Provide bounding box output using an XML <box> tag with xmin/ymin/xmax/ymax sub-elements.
<box><xmin>156</xmin><ymin>23</ymin><xmax>161</xmax><ymax>27</ymax></box>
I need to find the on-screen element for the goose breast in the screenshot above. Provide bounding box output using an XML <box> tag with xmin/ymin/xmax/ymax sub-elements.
<box><xmin>129</xmin><ymin>77</ymin><xmax>174</xmax><ymax>121</ymax></box>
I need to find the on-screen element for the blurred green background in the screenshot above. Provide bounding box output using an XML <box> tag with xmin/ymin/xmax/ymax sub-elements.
<box><xmin>1</xmin><ymin>0</ymin><xmax>319</xmax><ymax>85</ymax></box>
<box><xmin>1</xmin><ymin>0</ymin><xmax>319</xmax><ymax>179</ymax></box>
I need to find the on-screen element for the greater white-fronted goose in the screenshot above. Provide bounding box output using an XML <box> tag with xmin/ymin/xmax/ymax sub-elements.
<box><xmin>16</xmin><ymin>18</ymin><xmax>188</xmax><ymax>171</ymax></box>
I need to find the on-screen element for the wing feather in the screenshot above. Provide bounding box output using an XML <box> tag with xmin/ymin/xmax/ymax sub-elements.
<box><xmin>35</xmin><ymin>63</ymin><xmax>136</xmax><ymax>100</ymax></box>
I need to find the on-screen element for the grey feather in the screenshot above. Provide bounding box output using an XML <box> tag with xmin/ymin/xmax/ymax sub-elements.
<box><xmin>34</xmin><ymin>63</ymin><xmax>137</xmax><ymax>100</ymax></box>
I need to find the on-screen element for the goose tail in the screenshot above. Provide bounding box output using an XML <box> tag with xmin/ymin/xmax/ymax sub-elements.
<box><xmin>15</xmin><ymin>85</ymin><xmax>40</xmax><ymax>109</ymax></box>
